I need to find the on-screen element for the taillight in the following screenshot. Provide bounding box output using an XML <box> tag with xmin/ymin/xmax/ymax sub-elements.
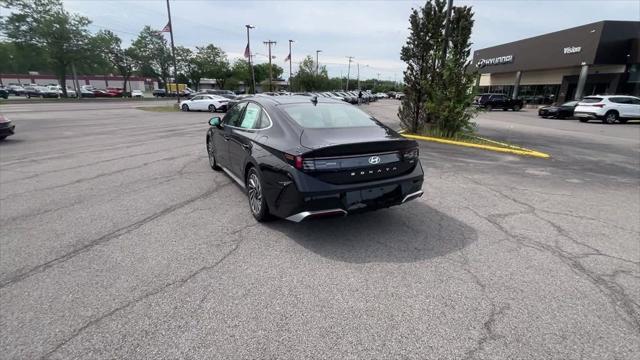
<box><xmin>591</xmin><ymin>103</ymin><xmax>605</xmax><ymax>108</ymax></box>
<box><xmin>284</xmin><ymin>153</ymin><xmax>304</xmax><ymax>170</ymax></box>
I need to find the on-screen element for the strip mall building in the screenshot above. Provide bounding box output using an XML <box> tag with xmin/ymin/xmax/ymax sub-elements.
<box><xmin>473</xmin><ymin>21</ymin><xmax>640</xmax><ymax>104</ymax></box>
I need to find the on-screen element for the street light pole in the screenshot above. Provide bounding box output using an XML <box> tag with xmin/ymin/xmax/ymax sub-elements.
<box><xmin>357</xmin><ymin>63</ymin><xmax>360</xmax><ymax>90</ymax></box>
<box><xmin>245</xmin><ymin>25</ymin><xmax>256</xmax><ymax>94</ymax></box>
<box><xmin>166</xmin><ymin>0</ymin><xmax>179</xmax><ymax>104</ymax></box>
<box><xmin>346</xmin><ymin>56</ymin><xmax>354</xmax><ymax>91</ymax></box>
<box><xmin>316</xmin><ymin>50</ymin><xmax>322</xmax><ymax>75</ymax></box>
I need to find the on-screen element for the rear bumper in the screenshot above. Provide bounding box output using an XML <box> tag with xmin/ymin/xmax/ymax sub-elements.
<box><xmin>573</xmin><ymin>111</ymin><xmax>601</xmax><ymax>119</ymax></box>
<box><xmin>271</xmin><ymin>162</ymin><xmax>425</xmax><ymax>222</ymax></box>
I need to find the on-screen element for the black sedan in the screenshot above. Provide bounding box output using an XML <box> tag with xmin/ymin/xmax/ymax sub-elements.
<box><xmin>538</xmin><ymin>101</ymin><xmax>578</xmax><ymax>119</ymax></box>
<box><xmin>205</xmin><ymin>96</ymin><xmax>424</xmax><ymax>222</ymax></box>
<box><xmin>0</xmin><ymin>114</ymin><xmax>15</xmax><ymax>140</ymax></box>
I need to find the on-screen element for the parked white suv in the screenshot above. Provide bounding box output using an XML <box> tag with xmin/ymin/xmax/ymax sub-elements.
<box><xmin>574</xmin><ymin>95</ymin><xmax>640</xmax><ymax>124</ymax></box>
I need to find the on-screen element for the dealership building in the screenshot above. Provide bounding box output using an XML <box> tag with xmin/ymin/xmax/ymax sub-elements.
<box><xmin>473</xmin><ymin>21</ymin><xmax>640</xmax><ymax>104</ymax></box>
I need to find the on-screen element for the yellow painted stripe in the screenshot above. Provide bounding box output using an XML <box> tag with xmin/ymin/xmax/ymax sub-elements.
<box><xmin>401</xmin><ymin>133</ymin><xmax>551</xmax><ymax>159</ymax></box>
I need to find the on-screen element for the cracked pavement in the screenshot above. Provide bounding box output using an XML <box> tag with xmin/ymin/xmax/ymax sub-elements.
<box><xmin>0</xmin><ymin>100</ymin><xmax>639</xmax><ymax>359</ymax></box>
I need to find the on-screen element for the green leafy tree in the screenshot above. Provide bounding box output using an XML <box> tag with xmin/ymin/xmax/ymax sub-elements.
<box><xmin>398</xmin><ymin>0</ymin><xmax>477</xmax><ymax>136</ymax></box>
<box><xmin>130</xmin><ymin>25</ymin><xmax>172</xmax><ymax>88</ymax></box>
<box><xmin>291</xmin><ymin>56</ymin><xmax>328</xmax><ymax>91</ymax></box>
<box><xmin>0</xmin><ymin>41</ymin><xmax>51</xmax><ymax>75</ymax></box>
<box><xmin>175</xmin><ymin>46</ymin><xmax>199</xmax><ymax>89</ymax></box>
<box><xmin>1</xmin><ymin>0</ymin><xmax>92</xmax><ymax>96</ymax></box>
<box><xmin>194</xmin><ymin>44</ymin><xmax>230</xmax><ymax>89</ymax></box>
<box><xmin>93</xmin><ymin>30</ymin><xmax>134</xmax><ymax>93</ymax></box>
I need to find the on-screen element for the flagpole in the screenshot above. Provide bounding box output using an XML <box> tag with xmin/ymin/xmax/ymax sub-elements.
<box><xmin>166</xmin><ymin>0</ymin><xmax>179</xmax><ymax>104</ymax></box>
<box><xmin>288</xmin><ymin>39</ymin><xmax>294</xmax><ymax>91</ymax></box>
<box><xmin>246</xmin><ymin>25</ymin><xmax>256</xmax><ymax>94</ymax></box>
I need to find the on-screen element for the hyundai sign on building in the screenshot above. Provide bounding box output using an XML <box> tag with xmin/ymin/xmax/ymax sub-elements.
<box><xmin>472</xmin><ymin>21</ymin><xmax>640</xmax><ymax>104</ymax></box>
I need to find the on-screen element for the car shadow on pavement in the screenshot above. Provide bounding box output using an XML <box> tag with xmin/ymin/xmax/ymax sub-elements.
<box><xmin>265</xmin><ymin>201</ymin><xmax>476</xmax><ymax>264</ymax></box>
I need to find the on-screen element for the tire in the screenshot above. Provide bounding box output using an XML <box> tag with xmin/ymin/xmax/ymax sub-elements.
<box><xmin>206</xmin><ymin>137</ymin><xmax>221</xmax><ymax>171</ymax></box>
<box><xmin>485</xmin><ymin>105</ymin><xmax>493</xmax><ymax>111</ymax></box>
<box><xmin>181</xmin><ymin>104</ymin><xmax>189</xmax><ymax>112</ymax></box>
<box><xmin>246</xmin><ymin>167</ymin><xmax>272</xmax><ymax>222</ymax></box>
<box><xmin>208</xmin><ymin>104</ymin><xmax>216</xmax><ymax>112</ymax></box>
<box><xmin>579</xmin><ymin>118</ymin><xmax>588</xmax><ymax>123</ymax></box>
<box><xmin>603</xmin><ymin>111</ymin><xmax>618</xmax><ymax>124</ymax></box>
<box><xmin>0</xmin><ymin>136</ymin><xmax>6</xmax><ymax>140</ymax></box>
<box><xmin>541</xmin><ymin>116</ymin><xmax>548</xmax><ymax>118</ymax></box>
<box><xmin>512</xmin><ymin>104</ymin><xmax>521</xmax><ymax>111</ymax></box>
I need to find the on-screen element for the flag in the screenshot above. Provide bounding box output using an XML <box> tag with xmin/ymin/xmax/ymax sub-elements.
<box><xmin>161</xmin><ymin>22</ymin><xmax>171</xmax><ymax>32</ymax></box>
<box><xmin>244</xmin><ymin>43</ymin><xmax>250</xmax><ymax>59</ymax></box>
<box><xmin>284</xmin><ymin>53</ymin><xmax>291</xmax><ymax>62</ymax></box>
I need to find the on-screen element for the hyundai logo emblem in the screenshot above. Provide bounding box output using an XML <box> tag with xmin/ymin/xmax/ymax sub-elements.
<box><xmin>368</xmin><ymin>156</ymin><xmax>381</xmax><ymax>165</ymax></box>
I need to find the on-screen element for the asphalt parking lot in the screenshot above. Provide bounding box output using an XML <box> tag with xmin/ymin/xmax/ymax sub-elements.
<box><xmin>0</xmin><ymin>100</ymin><xmax>638</xmax><ymax>359</ymax></box>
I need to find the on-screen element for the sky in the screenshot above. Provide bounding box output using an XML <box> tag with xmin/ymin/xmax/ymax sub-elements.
<box><xmin>60</xmin><ymin>0</ymin><xmax>640</xmax><ymax>81</ymax></box>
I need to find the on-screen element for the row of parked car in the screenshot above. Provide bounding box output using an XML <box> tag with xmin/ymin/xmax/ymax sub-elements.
<box><xmin>0</xmin><ymin>84</ymin><xmax>145</xmax><ymax>99</ymax></box>
<box><xmin>538</xmin><ymin>95</ymin><xmax>640</xmax><ymax>124</ymax></box>
<box><xmin>473</xmin><ymin>92</ymin><xmax>640</xmax><ymax>124</ymax></box>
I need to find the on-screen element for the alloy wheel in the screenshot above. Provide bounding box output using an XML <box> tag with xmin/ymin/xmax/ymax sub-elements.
<box><xmin>604</xmin><ymin>112</ymin><xmax>617</xmax><ymax>124</ymax></box>
<box><xmin>247</xmin><ymin>172</ymin><xmax>262</xmax><ymax>215</ymax></box>
<box><xmin>207</xmin><ymin>140</ymin><xmax>216</xmax><ymax>168</ymax></box>
<box><xmin>209</xmin><ymin>104</ymin><xmax>216</xmax><ymax>112</ymax></box>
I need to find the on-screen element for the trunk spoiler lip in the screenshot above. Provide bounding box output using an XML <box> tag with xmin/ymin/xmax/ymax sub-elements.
<box><xmin>298</xmin><ymin>128</ymin><xmax>416</xmax><ymax>152</ymax></box>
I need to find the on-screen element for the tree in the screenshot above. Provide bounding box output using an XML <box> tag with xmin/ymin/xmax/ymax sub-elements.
<box><xmin>175</xmin><ymin>46</ymin><xmax>200</xmax><ymax>89</ymax></box>
<box><xmin>398</xmin><ymin>0</ymin><xmax>477</xmax><ymax>136</ymax></box>
<box><xmin>1</xmin><ymin>0</ymin><xmax>92</xmax><ymax>96</ymax></box>
<box><xmin>291</xmin><ymin>56</ymin><xmax>328</xmax><ymax>91</ymax></box>
<box><xmin>94</xmin><ymin>30</ymin><xmax>134</xmax><ymax>94</ymax></box>
<box><xmin>194</xmin><ymin>44</ymin><xmax>230</xmax><ymax>89</ymax></box>
<box><xmin>0</xmin><ymin>41</ymin><xmax>51</xmax><ymax>75</ymax></box>
<box><xmin>130</xmin><ymin>26</ymin><xmax>172</xmax><ymax>88</ymax></box>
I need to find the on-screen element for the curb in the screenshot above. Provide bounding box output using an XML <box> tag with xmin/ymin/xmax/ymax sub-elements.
<box><xmin>401</xmin><ymin>133</ymin><xmax>551</xmax><ymax>159</ymax></box>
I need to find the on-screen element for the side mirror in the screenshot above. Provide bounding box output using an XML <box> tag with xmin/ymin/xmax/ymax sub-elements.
<box><xmin>208</xmin><ymin>116</ymin><xmax>221</xmax><ymax>127</ymax></box>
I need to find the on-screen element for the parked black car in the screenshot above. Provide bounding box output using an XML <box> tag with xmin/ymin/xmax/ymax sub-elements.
<box><xmin>0</xmin><ymin>88</ymin><xmax>8</xmax><ymax>99</ymax></box>
<box><xmin>0</xmin><ymin>114</ymin><xmax>15</xmax><ymax>140</ymax></box>
<box><xmin>205</xmin><ymin>96</ymin><xmax>424</xmax><ymax>222</ymax></box>
<box><xmin>152</xmin><ymin>89</ymin><xmax>167</xmax><ymax>97</ymax></box>
<box><xmin>538</xmin><ymin>101</ymin><xmax>578</xmax><ymax>119</ymax></box>
<box><xmin>474</xmin><ymin>93</ymin><xmax>523</xmax><ymax>111</ymax></box>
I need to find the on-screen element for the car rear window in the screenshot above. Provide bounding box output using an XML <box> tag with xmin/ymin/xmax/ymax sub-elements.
<box><xmin>580</xmin><ymin>97</ymin><xmax>602</xmax><ymax>103</ymax></box>
<box><xmin>281</xmin><ymin>103</ymin><xmax>377</xmax><ymax>128</ymax></box>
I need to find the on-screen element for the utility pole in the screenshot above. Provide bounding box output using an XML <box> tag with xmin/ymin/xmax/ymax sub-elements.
<box><xmin>316</xmin><ymin>50</ymin><xmax>322</xmax><ymax>75</ymax></box>
<box><xmin>165</xmin><ymin>0</ymin><xmax>179</xmax><ymax>103</ymax></box>
<box><xmin>441</xmin><ymin>0</ymin><xmax>454</xmax><ymax>65</ymax></box>
<box><xmin>288</xmin><ymin>40</ymin><xmax>294</xmax><ymax>91</ymax></box>
<box><xmin>264</xmin><ymin>40</ymin><xmax>276</xmax><ymax>92</ymax></box>
<box><xmin>346</xmin><ymin>56</ymin><xmax>354</xmax><ymax>91</ymax></box>
<box><xmin>357</xmin><ymin>63</ymin><xmax>360</xmax><ymax>90</ymax></box>
<box><xmin>245</xmin><ymin>25</ymin><xmax>256</xmax><ymax>94</ymax></box>
<box><xmin>376</xmin><ymin>72</ymin><xmax>380</xmax><ymax>89</ymax></box>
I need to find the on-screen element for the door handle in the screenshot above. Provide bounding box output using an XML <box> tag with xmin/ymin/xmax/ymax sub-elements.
<box><xmin>241</xmin><ymin>143</ymin><xmax>251</xmax><ymax>150</ymax></box>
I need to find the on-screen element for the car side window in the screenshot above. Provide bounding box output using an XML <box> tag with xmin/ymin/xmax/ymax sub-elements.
<box><xmin>192</xmin><ymin>95</ymin><xmax>202</xmax><ymax>101</ymax></box>
<box><xmin>256</xmin><ymin>110</ymin><xmax>272</xmax><ymax>129</ymax></box>
<box><xmin>630</xmin><ymin>98</ymin><xmax>640</xmax><ymax>105</ymax></box>
<box><xmin>223</xmin><ymin>102</ymin><xmax>247</xmax><ymax>126</ymax></box>
<box><xmin>238</xmin><ymin>103</ymin><xmax>262</xmax><ymax>129</ymax></box>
